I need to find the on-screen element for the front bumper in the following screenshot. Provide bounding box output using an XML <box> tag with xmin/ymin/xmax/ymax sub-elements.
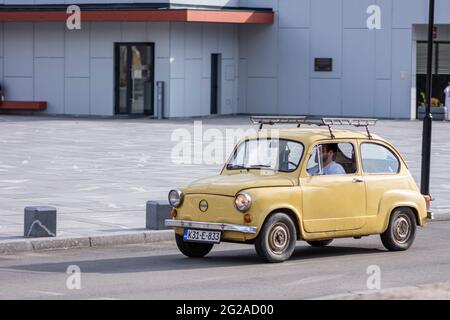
<box><xmin>165</xmin><ymin>219</ymin><xmax>257</xmax><ymax>234</ymax></box>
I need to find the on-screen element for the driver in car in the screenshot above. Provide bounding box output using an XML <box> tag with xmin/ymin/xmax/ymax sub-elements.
<box><xmin>308</xmin><ymin>143</ymin><xmax>346</xmax><ymax>176</ymax></box>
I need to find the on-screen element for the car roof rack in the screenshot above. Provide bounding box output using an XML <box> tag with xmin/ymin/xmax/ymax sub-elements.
<box><xmin>321</xmin><ymin>118</ymin><xmax>378</xmax><ymax>139</ymax></box>
<box><xmin>251</xmin><ymin>116</ymin><xmax>378</xmax><ymax>139</ymax></box>
<box><xmin>250</xmin><ymin>116</ymin><xmax>307</xmax><ymax>130</ymax></box>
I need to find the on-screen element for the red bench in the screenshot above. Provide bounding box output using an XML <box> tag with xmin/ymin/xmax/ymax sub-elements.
<box><xmin>0</xmin><ymin>101</ymin><xmax>47</xmax><ymax>111</ymax></box>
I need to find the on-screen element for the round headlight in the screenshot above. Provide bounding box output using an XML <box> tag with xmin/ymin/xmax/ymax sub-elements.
<box><xmin>235</xmin><ymin>193</ymin><xmax>252</xmax><ymax>212</ymax></box>
<box><xmin>168</xmin><ymin>189</ymin><xmax>183</xmax><ymax>208</ymax></box>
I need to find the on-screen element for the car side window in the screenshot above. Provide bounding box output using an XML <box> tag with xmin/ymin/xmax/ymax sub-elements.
<box><xmin>360</xmin><ymin>143</ymin><xmax>400</xmax><ymax>174</ymax></box>
<box><xmin>306</xmin><ymin>142</ymin><xmax>357</xmax><ymax>176</ymax></box>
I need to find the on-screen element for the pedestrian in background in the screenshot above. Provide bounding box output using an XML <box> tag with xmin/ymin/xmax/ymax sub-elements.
<box><xmin>445</xmin><ymin>82</ymin><xmax>450</xmax><ymax>120</ymax></box>
<box><xmin>445</xmin><ymin>82</ymin><xmax>450</xmax><ymax>107</ymax></box>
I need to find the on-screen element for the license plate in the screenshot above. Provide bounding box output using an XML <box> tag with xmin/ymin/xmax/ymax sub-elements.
<box><xmin>183</xmin><ymin>229</ymin><xmax>221</xmax><ymax>244</ymax></box>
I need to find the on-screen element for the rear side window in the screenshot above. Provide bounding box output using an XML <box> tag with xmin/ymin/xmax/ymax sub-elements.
<box><xmin>361</xmin><ymin>143</ymin><xmax>400</xmax><ymax>174</ymax></box>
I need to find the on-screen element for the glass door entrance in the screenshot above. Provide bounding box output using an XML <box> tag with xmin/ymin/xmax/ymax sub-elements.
<box><xmin>115</xmin><ymin>43</ymin><xmax>154</xmax><ymax>115</ymax></box>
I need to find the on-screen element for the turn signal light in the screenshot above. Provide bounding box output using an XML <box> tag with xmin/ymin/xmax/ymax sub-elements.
<box><xmin>171</xmin><ymin>209</ymin><xmax>178</xmax><ymax>217</ymax></box>
<box><xmin>424</xmin><ymin>195</ymin><xmax>432</xmax><ymax>211</ymax></box>
<box><xmin>244</xmin><ymin>214</ymin><xmax>252</xmax><ymax>223</ymax></box>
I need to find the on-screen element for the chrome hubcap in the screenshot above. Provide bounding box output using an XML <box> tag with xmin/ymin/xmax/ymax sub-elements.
<box><xmin>268</xmin><ymin>223</ymin><xmax>289</xmax><ymax>255</ymax></box>
<box><xmin>393</xmin><ymin>214</ymin><xmax>411</xmax><ymax>244</ymax></box>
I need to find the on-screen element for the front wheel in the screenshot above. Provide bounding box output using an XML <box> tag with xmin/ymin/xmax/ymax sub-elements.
<box><xmin>380</xmin><ymin>208</ymin><xmax>416</xmax><ymax>251</ymax></box>
<box><xmin>255</xmin><ymin>213</ymin><xmax>297</xmax><ymax>263</ymax></box>
<box><xmin>175</xmin><ymin>234</ymin><xmax>214</xmax><ymax>258</ymax></box>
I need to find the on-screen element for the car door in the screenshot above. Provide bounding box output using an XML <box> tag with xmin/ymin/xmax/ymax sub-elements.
<box><xmin>359</xmin><ymin>141</ymin><xmax>403</xmax><ymax>219</ymax></box>
<box><xmin>300</xmin><ymin>141</ymin><xmax>367</xmax><ymax>233</ymax></box>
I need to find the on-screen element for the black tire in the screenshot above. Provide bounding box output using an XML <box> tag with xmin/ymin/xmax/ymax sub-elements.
<box><xmin>380</xmin><ymin>208</ymin><xmax>417</xmax><ymax>251</ymax></box>
<box><xmin>255</xmin><ymin>213</ymin><xmax>297</xmax><ymax>263</ymax></box>
<box><xmin>175</xmin><ymin>234</ymin><xmax>214</xmax><ymax>258</ymax></box>
<box><xmin>306</xmin><ymin>239</ymin><xmax>333</xmax><ymax>247</ymax></box>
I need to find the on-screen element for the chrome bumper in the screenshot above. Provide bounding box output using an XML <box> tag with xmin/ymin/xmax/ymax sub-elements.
<box><xmin>165</xmin><ymin>219</ymin><xmax>257</xmax><ymax>234</ymax></box>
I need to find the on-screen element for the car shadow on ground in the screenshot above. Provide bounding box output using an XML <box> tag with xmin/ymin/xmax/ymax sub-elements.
<box><xmin>2</xmin><ymin>244</ymin><xmax>386</xmax><ymax>275</ymax></box>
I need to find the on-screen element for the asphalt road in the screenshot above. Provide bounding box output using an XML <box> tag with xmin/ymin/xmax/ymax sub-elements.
<box><xmin>1</xmin><ymin>221</ymin><xmax>450</xmax><ymax>300</ymax></box>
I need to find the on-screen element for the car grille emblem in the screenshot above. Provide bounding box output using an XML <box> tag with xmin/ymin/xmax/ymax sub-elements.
<box><xmin>199</xmin><ymin>200</ymin><xmax>209</xmax><ymax>212</ymax></box>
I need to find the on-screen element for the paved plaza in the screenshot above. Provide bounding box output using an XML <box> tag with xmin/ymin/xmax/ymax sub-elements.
<box><xmin>0</xmin><ymin>115</ymin><xmax>449</xmax><ymax>240</ymax></box>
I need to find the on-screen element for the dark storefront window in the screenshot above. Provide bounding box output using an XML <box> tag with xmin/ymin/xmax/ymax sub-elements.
<box><xmin>115</xmin><ymin>43</ymin><xmax>155</xmax><ymax>116</ymax></box>
<box><xmin>416</xmin><ymin>41</ymin><xmax>450</xmax><ymax>112</ymax></box>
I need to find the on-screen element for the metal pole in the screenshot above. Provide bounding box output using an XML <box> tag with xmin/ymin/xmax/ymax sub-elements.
<box><xmin>420</xmin><ymin>0</ymin><xmax>435</xmax><ymax>196</ymax></box>
<box><xmin>156</xmin><ymin>81</ymin><xmax>165</xmax><ymax>120</ymax></box>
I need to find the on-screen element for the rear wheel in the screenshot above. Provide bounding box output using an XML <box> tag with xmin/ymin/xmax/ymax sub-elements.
<box><xmin>307</xmin><ymin>239</ymin><xmax>333</xmax><ymax>247</ymax></box>
<box><xmin>255</xmin><ymin>213</ymin><xmax>297</xmax><ymax>263</ymax></box>
<box><xmin>380</xmin><ymin>208</ymin><xmax>416</xmax><ymax>251</ymax></box>
<box><xmin>175</xmin><ymin>234</ymin><xmax>214</xmax><ymax>258</ymax></box>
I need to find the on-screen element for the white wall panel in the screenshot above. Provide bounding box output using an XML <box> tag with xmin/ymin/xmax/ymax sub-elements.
<box><xmin>65</xmin><ymin>24</ymin><xmax>90</xmax><ymax>78</ymax></box>
<box><xmin>34</xmin><ymin>58</ymin><xmax>65</xmax><ymax>114</ymax></box>
<box><xmin>34</xmin><ymin>22</ymin><xmax>64</xmax><ymax>58</ymax></box>
<box><xmin>4</xmin><ymin>23</ymin><xmax>33</xmax><ymax>77</ymax></box>
<box><xmin>65</xmin><ymin>77</ymin><xmax>90</xmax><ymax>115</ymax></box>
<box><xmin>90</xmin><ymin>58</ymin><xmax>114</xmax><ymax>116</ymax></box>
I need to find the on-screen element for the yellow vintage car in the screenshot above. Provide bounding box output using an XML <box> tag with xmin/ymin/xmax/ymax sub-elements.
<box><xmin>165</xmin><ymin>117</ymin><xmax>432</xmax><ymax>263</ymax></box>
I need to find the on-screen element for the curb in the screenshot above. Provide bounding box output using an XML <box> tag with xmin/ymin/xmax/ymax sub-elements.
<box><xmin>0</xmin><ymin>230</ymin><xmax>174</xmax><ymax>255</ymax></box>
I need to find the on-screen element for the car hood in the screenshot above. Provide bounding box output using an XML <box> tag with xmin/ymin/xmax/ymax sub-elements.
<box><xmin>184</xmin><ymin>173</ymin><xmax>296</xmax><ymax>196</ymax></box>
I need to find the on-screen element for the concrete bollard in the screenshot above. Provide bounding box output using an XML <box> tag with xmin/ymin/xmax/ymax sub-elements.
<box><xmin>146</xmin><ymin>201</ymin><xmax>171</xmax><ymax>230</ymax></box>
<box><xmin>24</xmin><ymin>206</ymin><xmax>57</xmax><ymax>238</ymax></box>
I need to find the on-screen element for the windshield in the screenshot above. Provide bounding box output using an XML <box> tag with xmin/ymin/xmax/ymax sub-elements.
<box><xmin>227</xmin><ymin>139</ymin><xmax>304</xmax><ymax>172</ymax></box>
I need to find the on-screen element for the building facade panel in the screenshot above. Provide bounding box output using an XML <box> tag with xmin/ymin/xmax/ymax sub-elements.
<box><xmin>279</xmin><ymin>0</ymin><xmax>310</xmax><ymax>29</ymax></box>
<box><xmin>147</xmin><ymin>22</ymin><xmax>170</xmax><ymax>59</ymax></box>
<box><xmin>245</xmin><ymin>23</ymin><xmax>278</xmax><ymax>79</ymax></box>
<box><xmin>90</xmin><ymin>57</ymin><xmax>114</xmax><ymax>116</ymax></box>
<box><xmin>246</xmin><ymin>78</ymin><xmax>277</xmax><ymax>114</ymax></box>
<box><xmin>240</xmin><ymin>0</ymin><xmax>450</xmax><ymax>119</ymax></box>
<box><xmin>4</xmin><ymin>23</ymin><xmax>34</xmax><ymax>78</ymax></box>
<box><xmin>1</xmin><ymin>0</ymin><xmax>449</xmax><ymax>119</ymax></box>
<box><xmin>65</xmin><ymin>24</ymin><xmax>90</xmax><ymax>78</ymax></box>
<box><xmin>4</xmin><ymin>78</ymin><xmax>34</xmax><ymax>101</ymax></box>
<box><xmin>392</xmin><ymin>0</ymin><xmax>428</xmax><ymax>29</ymax></box>
<box><xmin>310</xmin><ymin>0</ymin><xmax>343</xmax><ymax>79</ymax></box>
<box><xmin>375</xmin><ymin>79</ymin><xmax>392</xmax><ymax>118</ymax></box>
<box><xmin>343</xmin><ymin>0</ymin><xmax>374</xmax><ymax>29</ymax></box>
<box><xmin>310</xmin><ymin>78</ymin><xmax>342</xmax><ymax>116</ymax></box>
<box><xmin>185</xmin><ymin>58</ymin><xmax>202</xmax><ymax>116</ymax></box>
<box><xmin>34</xmin><ymin>57</ymin><xmax>65</xmax><ymax>114</ymax></box>
<box><xmin>65</xmin><ymin>77</ymin><xmax>90</xmax><ymax>115</ymax></box>
<box><xmin>34</xmin><ymin>22</ymin><xmax>65</xmax><ymax>58</ymax></box>
<box><xmin>278</xmin><ymin>28</ymin><xmax>310</xmax><ymax>116</ymax></box>
<box><xmin>391</xmin><ymin>28</ymin><xmax>413</xmax><ymax>119</ymax></box>
<box><xmin>90</xmin><ymin>22</ymin><xmax>122</xmax><ymax>59</ymax></box>
<box><xmin>342</xmin><ymin>29</ymin><xmax>376</xmax><ymax>117</ymax></box>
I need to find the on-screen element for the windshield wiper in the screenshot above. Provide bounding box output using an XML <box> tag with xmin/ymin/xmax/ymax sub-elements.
<box><xmin>247</xmin><ymin>165</ymin><xmax>272</xmax><ymax>169</ymax></box>
<box><xmin>227</xmin><ymin>164</ymin><xmax>273</xmax><ymax>170</ymax></box>
<box><xmin>227</xmin><ymin>164</ymin><xmax>248</xmax><ymax>170</ymax></box>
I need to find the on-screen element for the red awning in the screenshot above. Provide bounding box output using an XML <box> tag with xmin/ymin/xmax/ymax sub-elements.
<box><xmin>0</xmin><ymin>8</ymin><xmax>274</xmax><ymax>24</ymax></box>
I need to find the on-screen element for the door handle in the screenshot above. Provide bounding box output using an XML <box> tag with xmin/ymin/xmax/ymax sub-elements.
<box><xmin>353</xmin><ymin>178</ymin><xmax>365</xmax><ymax>183</ymax></box>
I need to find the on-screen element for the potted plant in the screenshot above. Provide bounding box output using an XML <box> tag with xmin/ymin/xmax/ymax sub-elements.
<box><xmin>418</xmin><ymin>92</ymin><xmax>447</xmax><ymax>121</ymax></box>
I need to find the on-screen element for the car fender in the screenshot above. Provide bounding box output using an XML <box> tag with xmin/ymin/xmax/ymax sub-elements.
<box><xmin>378</xmin><ymin>189</ymin><xmax>427</xmax><ymax>232</ymax></box>
<box><xmin>244</xmin><ymin>186</ymin><xmax>304</xmax><ymax>238</ymax></box>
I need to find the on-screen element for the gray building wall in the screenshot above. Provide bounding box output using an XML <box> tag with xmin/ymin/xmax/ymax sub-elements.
<box><xmin>168</xmin><ymin>22</ymin><xmax>239</xmax><ymax>117</ymax></box>
<box><xmin>239</xmin><ymin>0</ymin><xmax>450</xmax><ymax>119</ymax></box>
<box><xmin>0</xmin><ymin>20</ymin><xmax>239</xmax><ymax>117</ymax></box>
<box><xmin>2</xmin><ymin>0</ymin><xmax>450</xmax><ymax>119</ymax></box>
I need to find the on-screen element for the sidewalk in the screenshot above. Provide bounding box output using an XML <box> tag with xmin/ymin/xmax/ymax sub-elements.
<box><xmin>326</xmin><ymin>282</ymin><xmax>450</xmax><ymax>300</ymax></box>
<box><xmin>1</xmin><ymin>115</ymin><xmax>449</xmax><ymax>253</ymax></box>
